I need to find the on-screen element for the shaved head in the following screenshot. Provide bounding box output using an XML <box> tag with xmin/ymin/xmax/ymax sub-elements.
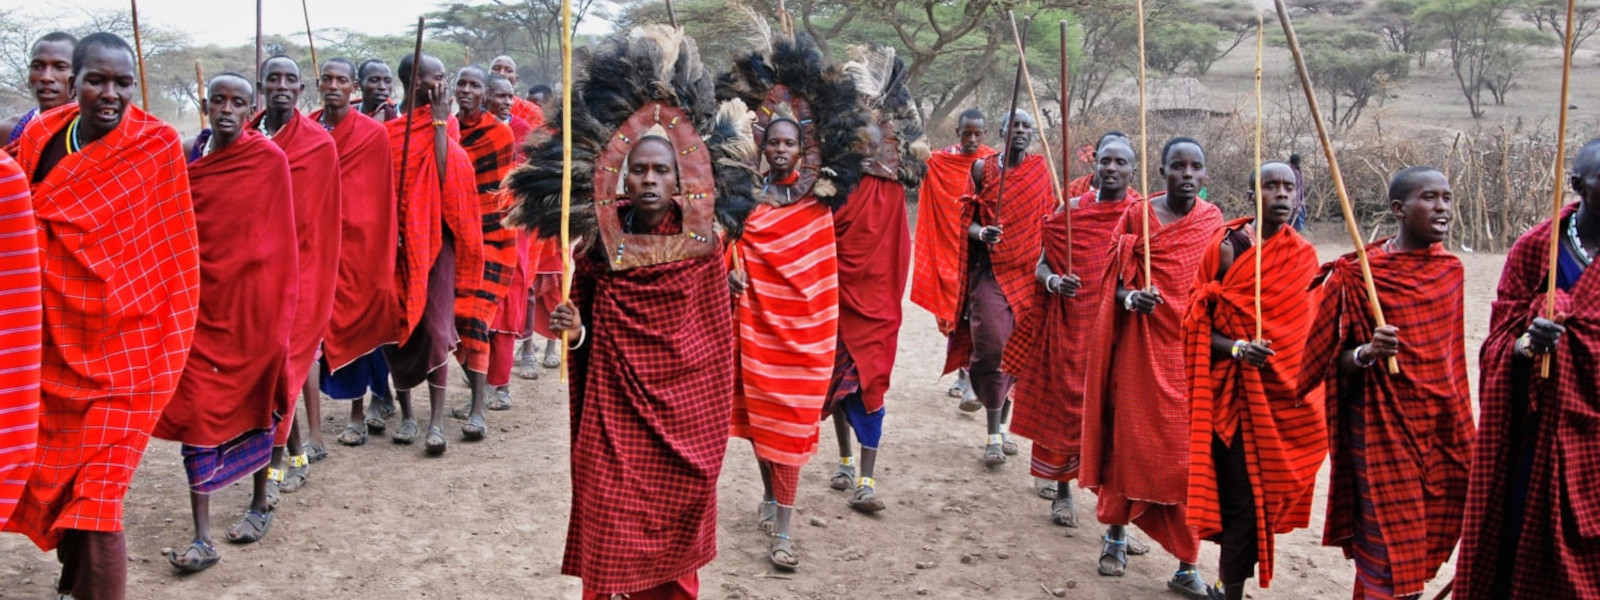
<box><xmin>1388</xmin><ymin>166</ymin><xmax>1446</xmax><ymax>202</ymax></box>
<box><xmin>490</xmin><ymin>55</ymin><xmax>518</xmax><ymax>85</ymax></box>
<box><xmin>1576</xmin><ymin>138</ymin><xmax>1600</xmax><ymax>178</ymax></box>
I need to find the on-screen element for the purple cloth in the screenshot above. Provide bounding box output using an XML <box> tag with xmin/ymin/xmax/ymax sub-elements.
<box><xmin>384</xmin><ymin>232</ymin><xmax>459</xmax><ymax>389</ymax></box>
<box><xmin>966</xmin><ymin>266</ymin><xmax>1015</xmax><ymax>411</ymax></box>
<box><xmin>180</xmin><ymin>428</ymin><xmax>274</xmax><ymax>494</ymax></box>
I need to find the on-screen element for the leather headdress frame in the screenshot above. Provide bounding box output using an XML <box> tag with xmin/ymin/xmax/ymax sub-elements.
<box><xmin>752</xmin><ymin>85</ymin><xmax>822</xmax><ymax>205</ymax></box>
<box><xmin>592</xmin><ymin>100</ymin><xmax>716</xmax><ymax>271</ymax></box>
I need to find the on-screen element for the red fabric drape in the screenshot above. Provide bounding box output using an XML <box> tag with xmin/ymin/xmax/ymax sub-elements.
<box><xmin>0</xmin><ymin>152</ymin><xmax>41</xmax><ymax>531</ymax></box>
<box><xmin>4</xmin><ymin>104</ymin><xmax>201</xmax><ymax>550</ymax></box>
<box><xmin>1459</xmin><ymin>204</ymin><xmax>1600</xmax><ymax>600</ymax></box>
<box><xmin>1183</xmin><ymin>220</ymin><xmax>1324</xmax><ymax>588</ymax></box>
<box><xmin>154</xmin><ymin>129</ymin><xmax>299</xmax><ymax>448</ymax></box>
<box><xmin>911</xmin><ymin>145</ymin><xmax>993</xmax><ymax>331</ymax></box>
<box><xmin>1001</xmin><ymin>191</ymin><xmax>1133</xmax><ymax>477</ymax></box>
<box><xmin>456</xmin><ymin>111</ymin><xmax>519</xmax><ymax>372</ymax></box>
<box><xmin>511</xmin><ymin>97</ymin><xmax>545</xmax><ymax>131</ymax></box>
<box><xmin>310</xmin><ymin>109</ymin><xmax>402</xmax><ymax>372</ymax></box>
<box><xmin>832</xmin><ymin>175</ymin><xmax>910</xmax><ymax>412</ymax></box>
<box><xmin>1300</xmin><ymin>240</ymin><xmax>1473</xmax><ymax>597</ymax></box>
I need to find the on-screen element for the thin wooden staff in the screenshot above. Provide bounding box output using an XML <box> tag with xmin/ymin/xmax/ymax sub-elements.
<box><xmin>1006</xmin><ymin>12</ymin><xmax>1062</xmax><ymax>207</ymax></box>
<box><xmin>255</xmin><ymin>0</ymin><xmax>264</xmax><ymax>108</ymax></box>
<box><xmin>1429</xmin><ymin>579</ymin><xmax>1454</xmax><ymax>600</ymax></box>
<box><xmin>1274</xmin><ymin>0</ymin><xmax>1397</xmax><ymax>373</ymax></box>
<box><xmin>1136</xmin><ymin>0</ymin><xmax>1152</xmax><ymax>286</ymax></box>
<box><xmin>1542</xmin><ymin>0</ymin><xmax>1577</xmax><ymax>379</ymax></box>
<box><xmin>1253</xmin><ymin>11</ymin><xmax>1264</xmax><ymax>340</ymax></box>
<box><xmin>194</xmin><ymin>60</ymin><xmax>206</xmax><ymax>130</ymax></box>
<box><xmin>1060</xmin><ymin>20</ymin><xmax>1072</xmax><ymax>275</ymax></box>
<box><xmin>397</xmin><ymin>18</ymin><xmax>424</xmax><ymax>207</ymax></box>
<box><xmin>130</xmin><ymin>0</ymin><xmax>150</xmax><ymax>110</ymax></box>
<box><xmin>302</xmin><ymin>0</ymin><xmax>318</xmax><ymax>70</ymax></box>
<box><xmin>559</xmin><ymin>0</ymin><xmax>575</xmax><ymax>381</ymax></box>
<box><xmin>994</xmin><ymin>11</ymin><xmax>1030</xmax><ymax>229</ymax></box>
<box><xmin>665</xmin><ymin>0</ymin><xmax>679</xmax><ymax>28</ymax></box>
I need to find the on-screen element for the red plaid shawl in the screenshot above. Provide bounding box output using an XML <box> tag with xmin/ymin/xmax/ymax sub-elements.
<box><xmin>1184</xmin><ymin>221</ymin><xmax>1324</xmax><ymax>588</ymax></box>
<box><xmin>1459</xmin><ymin>203</ymin><xmax>1600</xmax><ymax>600</ymax></box>
<box><xmin>154</xmin><ymin>130</ymin><xmax>299</xmax><ymax>448</ymax></box>
<box><xmin>511</xmin><ymin>96</ymin><xmax>546</xmax><ymax>131</ymax></box>
<box><xmin>1300</xmin><ymin>240</ymin><xmax>1473</xmax><ymax>597</ymax></box>
<box><xmin>730</xmin><ymin>199</ymin><xmax>838</xmax><ymax>467</ymax></box>
<box><xmin>1001</xmin><ymin>191</ymin><xmax>1131</xmax><ymax>471</ymax></box>
<box><xmin>1080</xmin><ymin>196</ymin><xmax>1223</xmax><ymax>504</ymax></box>
<box><xmin>385</xmin><ymin>110</ymin><xmax>485</xmax><ymax>354</ymax></box>
<box><xmin>911</xmin><ymin>145</ymin><xmax>993</xmax><ymax>331</ymax></box>
<box><xmin>943</xmin><ymin>153</ymin><xmax>1058</xmax><ymax>374</ymax></box>
<box><xmin>562</xmin><ymin>212</ymin><xmax>733</xmax><ymax>594</ymax></box>
<box><xmin>5</xmin><ymin>104</ymin><xmax>200</xmax><ymax>550</ymax></box>
<box><xmin>832</xmin><ymin>175</ymin><xmax>910</xmax><ymax>412</ymax></box>
<box><xmin>253</xmin><ymin>111</ymin><xmax>342</xmax><ymax>419</ymax></box>
<box><xmin>456</xmin><ymin>111</ymin><xmax>519</xmax><ymax>372</ymax></box>
<box><xmin>310</xmin><ymin>109</ymin><xmax>402</xmax><ymax>372</ymax></box>
<box><xmin>0</xmin><ymin>153</ymin><xmax>41</xmax><ymax>530</ymax></box>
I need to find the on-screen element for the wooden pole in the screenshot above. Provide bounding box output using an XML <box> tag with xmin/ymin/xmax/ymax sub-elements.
<box><xmin>1274</xmin><ymin>0</ymin><xmax>1397</xmax><ymax>373</ymax></box>
<box><xmin>255</xmin><ymin>0</ymin><xmax>264</xmax><ymax>109</ymax></box>
<box><xmin>559</xmin><ymin>0</ymin><xmax>575</xmax><ymax>381</ymax></box>
<box><xmin>1253</xmin><ymin>12</ymin><xmax>1264</xmax><ymax>341</ymax></box>
<box><xmin>397</xmin><ymin>18</ymin><xmax>424</xmax><ymax>207</ymax></box>
<box><xmin>994</xmin><ymin>11</ymin><xmax>1029</xmax><ymax>229</ymax></box>
<box><xmin>130</xmin><ymin>0</ymin><xmax>150</xmax><ymax>110</ymax></box>
<box><xmin>1542</xmin><ymin>0</ymin><xmax>1577</xmax><ymax>378</ymax></box>
<box><xmin>1136</xmin><ymin>0</ymin><xmax>1152</xmax><ymax>286</ymax></box>
<box><xmin>665</xmin><ymin>0</ymin><xmax>679</xmax><ymax>28</ymax></box>
<box><xmin>194</xmin><ymin>60</ymin><xmax>207</xmax><ymax>131</ymax></box>
<box><xmin>1006</xmin><ymin>13</ymin><xmax>1062</xmax><ymax>206</ymax></box>
<box><xmin>302</xmin><ymin>0</ymin><xmax>318</xmax><ymax>70</ymax></box>
<box><xmin>1060</xmin><ymin>20</ymin><xmax>1072</xmax><ymax>275</ymax></box>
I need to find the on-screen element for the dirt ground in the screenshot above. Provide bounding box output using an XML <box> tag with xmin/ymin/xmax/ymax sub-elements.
<box><xmin>0</xmin><ymin>228</ymin><xmax>1502</xmax><ymax>600</ymax></box>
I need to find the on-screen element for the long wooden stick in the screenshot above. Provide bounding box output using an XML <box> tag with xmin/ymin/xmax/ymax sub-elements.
<box><xmin>665</xmin><ymin>0</ymin><xmax>679</xmax><ymax>28</ymax></box>
<box><xmin>255</xmin><ymin>0</ymin><xmax>264</xmax><ymax>108</ymax></box>
<box><xmin>994</xmin><ymin>11</ymin><xmax>1029</xmax><ymax>229</ymax></box>
<box><xmin>397</xmin><ymin>18</ymin><xmax>424</xmax><ymax>205</ymax></box>
<box><xmin>302</xmin><ymin>0</ymin><xmax>318</xmax><ymax>69</ymax></box>
<box><xmin>1543</xmin><ymin>0</ymin><xmax>1577</xmax><ymax>379</ymax></box>
<box><xmin>1254</xmin><ymin>12</ymin><xmax>1264</xmax><ymax>341</ymax></box>
<box><xmin>194</xmin><ymin>60</ymin><xmax>207</xmax><ymax>130</ymax></box>
<box><xmin>1006</xmin><ymin>13</ymin><xmax>1062</xmax><ymax>206</ymax></box>
<box><xmin>559</xmin><ymin>0</ymin><xmax>575</xmax><ymax>381</ymax></box>
<box><xmin>130</xmin><ymin>0</ymin><xmax>150</xmax><ymax>110</ymax></box>
<box><xmin>1060</xmin><ymin>20</ymin><xmax>1072</xmax><ymax>275</ymax></box>
<box><xmin>1274</xmin><ymin>0</ymin><xmax>1397</xmax><ymax>373</ymax></box>
<box><xmin>1136</xmin><ymin>0</ymin><xmax>1152</xmax><ymax>286</ymax></box>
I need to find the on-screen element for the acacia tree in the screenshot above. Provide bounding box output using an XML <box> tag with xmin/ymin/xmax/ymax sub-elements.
<box><xmin>1520</xmin><ymin>0</ymin><xmax>1600</xmax><ymax>57</ymax></box>
<box><xmin>1293</xmin><ymin>23</ymin><xmax>1410</xmax><ymax>128</ymax></box>
<box><xmin>1356</xmin><ymin>0</ymin><xmax>1434</xmax><ymax>64</ymax></box>
<box><xmin>1418</xmin><ymin>0</ymin><xmax>1533</xmax><ymax>117</ymax></box>
<box><xmin>427</xmin><ymin>0</ymin><xmax>600</xmax><ymax>83</ymax></box>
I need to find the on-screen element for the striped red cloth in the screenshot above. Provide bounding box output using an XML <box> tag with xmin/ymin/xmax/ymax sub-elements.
<box><xmin>729</xmin><ymin>199</ymin><xmax>838</xmax><ymax>467</ymax></box>
<box><xmin>562</xmin><ymin>209</ymin><xmax>733</xmax><ymax>595</ymax></box>
<box><xmin>154</xmin><ymin>129</ymin><xmax>298</xmax><ymax>448</ymax></box>
<box><xmin>0</xmin><ymin>152</ymin><xmax>41</xmax><ymax>531</ymax></box>
<box><xmin>1459</xmin><ymin>203</ymin><xmax>1600</xmax><ymax>600</ymax></box>
<box><xmin>456</xmin><ymin>111</ymin><xmax>519</xmax><ymax>372</ymax></box>
<box><xmin>1299</xmin><ymin>240</ymin><xmax>1473</xmax><ymax>598</ymax></box>
<box><xmin>1079</xmin><ymin>196</ymin><xmax>1222</xmax><ymax>561</ymax></box>
<box><xmin>1183</xmin><ymin>220</ymin><xmax>1324</xmax><ymax>588</ymax></box>
<box><xmin>911</xmin><ymin>144</ymin><xmax>993</xmax><ymax>331</ymax></box>
<box><xmin>511</xmin><ymin>97</ymin><xmax>545</xmax><ymax>131</ymax></box>
<box><xmin>253</xmin><ymin>111</ymin><xmax>341</xmax><ymax>443</ymax></box>
<box><xmin>309</xmin><ymin>109</ymin><xmax>402</xmax><ymax>372</ymax></box>
<box><xmin>4</xmin><ymin>104</ymin><xmax>200</xmax><ymax>550</ymax></box>
<box><xmin>832</xmin><ymin>175</ymin><xmax>910</xmax><ymax>413</ymax></box>
<box><xmin>1001</xmin><ymin>190</ymin><xmax>1133</xmax><ymax>481</ymax></box>
<box><xmin>385</xmin><ymin>109</ymin><xmax>485</xmax><ymax>352</ymax></box>
<box><xmin>943</xmin><ymin>153</ymin><xmax>1058</xmax><ymax>375</ymax></box>
<box><xmin>506</xmin><ymin>115</ymin><xmax>532</xmax><ymax>161</ymax></box>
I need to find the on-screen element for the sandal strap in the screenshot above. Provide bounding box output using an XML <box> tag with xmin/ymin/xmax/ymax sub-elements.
<box><xmin>1101</xmin><ymin>534</ymin><xmax>1127</xmax><ymax>547</ymax></box>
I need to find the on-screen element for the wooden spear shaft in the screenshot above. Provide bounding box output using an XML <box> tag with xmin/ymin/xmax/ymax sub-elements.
<box><xmin>1274</xmin><ymin>0</ymin><xmax>1397</xmax><ymax>373</ymax></box>
<box><xmin>194</xmin><ymin>60</ymin><xmax>206</xmax><ymax>130</ymax></box>
<box><xmin>1254</xmin><ymin>12</ymin><xmax>1264</xmax><ymax>341</ymax></box>
<box><xmin>255</xmin><ymin>0</ymin><xmax>264</xmax><ymax>109</ymax></box>
<box><xmin>1006</xmin><ymin>13</ymin><xmax>1063</xmax><ymax>205</ymax></box>
<box><xmin>130</xmin><ymin>0</ymin><xmax>150</xmax><ymax>110</ymax></box>
<box><xmin>1136</xmin><ymin>0</ymin><xmax>1152</xmax><ymax>286</ymax></box>
<box><xmin>994</xmin><ymin>11</ymin><xmax>1030</xmax><ymax>229</ymax></box>
<box><xmin>1060</xmin><ymin>20</ymin><xmax>1072</xmax><ymax>275</ymax></box>
<box><xmin>1542</xmin><ymin>0</ymin><xmax>1577</xmax><ymax>379</ymax></box>
<box><xmin>302</xmin><ymin>0</ymin><xmax>318</xmax><ymax>69</ymax></box>
<box><xmin>558</xmin><ymin>0</ymin><xmax>575</xmax><ymax>381</ymax></box>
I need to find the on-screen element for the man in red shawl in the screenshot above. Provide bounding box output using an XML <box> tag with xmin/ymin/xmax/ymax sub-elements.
<box><xmin>0</xmin><ymin>148</ymin><xmax>41</xmax><ymax>536</ymax></box>
<box><xmin>822</xmin><ymin>45</ymin><xmax>927</xmax><ymax>513</ymax></box>
<box><xmin>943</xmin><ymin>109</ymin><xmax>1056</xmax><ymax>466</ymax></box>
<box><xmin>1300</xmin><ymin>166</ymin><xmax>1473</xmax><ymax>600</ymax></box>
<box><xmin>3</xmin><ymin>33</ymin><xmax>201</xmax><ymax>600</ymax></box>
<box><xmin>486</xmin><ymin>71</ymin><xmax>557</xmax><ymax>383</ymax></box>
<box><xmin>358</xmin><ymin>59</ymin><xmax>398</xmax><ymax>123</ymax></box>
<box><xmin>447</xmin><ymin>65</ymin><xmax>518</xmax><ymax>438</ymax></box>
<box><xmin>156</xmin><ymin>73</ymin><xmax>299</xmax><ymax>571</ymax></box>
<box><xmin>1001</xmin><ymin>137</ymin><xmax>1140</xmax><ymax>525</ymax></box>
<box><xmin>913</xmin><ymin>109</ymin><xmax>992</xmax><ymax>405</ymax></box>
<box><xmin>487</xmin><ymin>74</ymin><xmax>532</xmax><ymax>156</ymax></box>
<box><xmin>1459</xmin><ymin>139</ymin><xmax>1600</xmax><ymax>600</ymax></box>
<box><xmin>384</xmin><ymin>52</ymin><xmax>486</xmax><ymax>456</ymax></box>
<box><xmin>1079</xmin><ymin>137</ymin><xmax>1224</xmax><ymax>598</ymax></box>
<box><xmin>2</xmin><ymin>32</ymin><xmax>75</xmax><ymax>152</ymax></box>
<box><xmin>251</xmin><ymin>55</ymin><xmax>342</xmax><ymax>495</ymax></box>
<box><xmin>491</xmin><ymin>55</ymin><xmax>546</xmax><ymax>130</ymax></box>
<box><xmin>311</xmin><ymin>57</ymin><xmax>403</xmax><ymax>448</ymax></box>
<box><xmin>1183</xmin><ymin>162</ymin><xmax>1323</xmax><ymax>600</ymax></box>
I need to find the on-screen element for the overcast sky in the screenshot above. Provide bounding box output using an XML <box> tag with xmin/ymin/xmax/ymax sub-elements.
<box><xmin>52</xmin><ymin>0</ymin><xmax>617</xmax><ymax>47</ymax></box>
